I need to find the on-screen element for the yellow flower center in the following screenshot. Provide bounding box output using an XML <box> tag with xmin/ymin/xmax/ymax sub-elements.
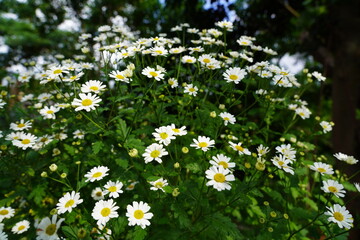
<box><xmin>229</xmin><ymin>74</ymin><xmax>238</xmax><ymax>80</ymax></box>
<box><xmin>198</xmin><ymin>142</ymin><xmax>208</xmax><ymax>148</ymax></box>
<box><xmin>81</xmin><ymin>99</ymin><xmax>93</xmax><ymax>106</ymax></box>
<box><xmin>278</xmin><ymin>161</ymin><xmax>284</xmax><ymax>166</ymax></box>
<box><xmin>65</xmin><ymin>199</ymin><xmax>75</xmax><ymax>208</ymax></box>
<box><xmin>70</xmin><ymin>76</ymin><xmax>77</xmax><ymax>80</ymax></box>
<box><xmin>235</xmin><ymin>145</ymin><xmax>244</xmax><ymax>152</ymax></box>
<box><xmin>134</xmin><ymin>210</ymin><xmax>144</xmax><ymax>219</ymax></box>
<box><xmin>18</xmin><ymin>225</ymin><xmax>26</xmax><ymax>231</ymax></box>
<box><xmin>21</xmin><ymin>139</ymin><xmax>30</xmax><ymax>144</ymax></box>
<box><xmin>92</xmin><ymin>172</ymin><xmax>102</xmax><ymax>178</ymax></box>
<box><xmin>96</xmin><ymin>192</ymin><xmax>102</xmax><ymax>197</ymax></box>
<box><xmin>223</xmin><ymin>117</ymin><xmax>230</xmax><ymax>121</ymax></box>
<box><xmin>40</xmin><ymin>138</ymin><xmax>48</xmax><ymax>142</ymax></box>
<box><xmin>45</xmin><ymin>224</ymin><xmax>57</xmax><ymax>235</ymax></box>
<box><xmin>159</xmin><ymin>132</ymin><xmax>168</xmax><ymax>139</ymax></box>
<box><xmin>186</xmin><ymin>59</ymin><xmax>193</xmax><ymax>63</ymax></box>
<box><xmin>150</xmin><ymin>150</ymin><xmax>160</xmax><ymax>158</ymax></box>
<box><xmin>0</xmin><ymin>209</ymin><xmax>9</xmax><ymax>215</ymax></box>
<box><xmin>173</xmin><ymin>128</ymin><xmax>180</xmax><ymax>133</ymax></box>
<box><xmin>317</xmin><ymin>168</ymin><xmax>326</xmax><ymax>173</ymax></box>
<box><xmin>218</xmin><ymin>161</ymin><xmax>229</xmax><ymax>168</ymax></box>
<box><xmin>155</xmin><ymin>50</ymin><xmax>163</xmax><ymax>54</ymax></box>
<box><xmin>280</xmin><ymin>71</ymin><xmax>289</xmax><ymax>76</ymax></box>
<box><xmin>17</xmin><ymin>123</ymin><xmax>26</xmax><ymax>128</ymax></box>
<box><xmin>214</xmin><ymin>173</ymin><xmax>226</xmax><ymax>183</ymax></box>
<box><xmin>101</xmin><ymin>207</ymin><xmax>111</xmax><ymax>217</ymax></box>
<box><xmin>116</xmin><ymin>74</ymin><xmax>124</xmax><ymax>79</ymax></box>
<box><xmin>155</xmin><ymin>182</ymin><xmax>164</xmax><ymax>188</ymax></box>
<box><xmin>108</xmin><ymin>186</ymin><xmax>117</xmax><ymax>192</ymax></box>
<box><xmin>149</xmin><ymin>71</ymin><xmax>158</xmax><ymax>77</ymax></box>
<box><xmin>53</xmin><ymin>69</ymin><xmax>62</xmax><ymax>74</ymax></box>
<box><xmin>333</xmin><ymin>212</ymin><xmax>344</xmax><ymax>221</ymax></box>
<box><xmin>203</xmin><ymin>58</ymin><xmax>211</xmax><ymax>63</ymax></box>
<box><xmin>47</xmin><ymin>110</ymin><xmax>54</xmax><ymax>114</ymax></box>
<box><xmin>241</xmin><ymin>41</ymin><xmax>248</xmax><ymax>45</ymax></box>
<box><xmin>90</xmin><ymin>86</ymin><xmax>99</xmax><ymax>91</ymax></box>
<box><xmin>328</xmin><ymin>186</ymin><xmax>338</xmax><ymax>193</ymax></box>
<box><xmin>189</xmin><ymin>88</ymin><xmax>196</xmax><ymax>92</ymax></box>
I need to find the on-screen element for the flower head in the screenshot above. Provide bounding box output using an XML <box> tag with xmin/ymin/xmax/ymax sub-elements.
<box><xmin>152</xmin><ymin>126</ymin><xmax>175</xmax><ymax>146</ymax></box>
<box><xmin>223</xmin><ymin>67</ymin><xmax>247</xmax><ymax>84</ymax></box>
<box><xmin>184</xmin><ymin>84</ymin><xmax>199</xmax><ymax>96</ymax></box>
<box><xmin>205</xmin><ymin>166</ymin><xmax>235</xmax><ymax>191</ymax></box>
<box><xmin>209</xmin><ymin>153</ymin><xmax>235</xmax><ymax>169</ymax></box>
<box><xmin>81</xmin><ymin>80</ymin><xmax>106</xmax><ymax>94</ymax></box>
<box><xmin>219</xmin><ymin>112</ymin><xmax>236</xmax><ymax>126</ymax></box>
<box><xmin>149</xmin><ymin>178</ymin><xmax>168</xmax><ymax>192</ymax></box>
<box><xmin>309</xmin><ymin>162</ymin><xmax>334</xmax><ymax>175</ymax></box>
<box><xmin>229</xmin><ymin>141</ymin><xmax>251</xmax><ymax>155</ymax></box>
<box><xmin>84</xmin><ymin>166</ymin><xmax>109</xmax><ymax>182</ymax></box>
<box><xmin>325</xmin><ymin>204</ymin><xmax>353</xmax><ymax>229</ymax></box>
<box><xmin>190</xmin><ymin>136</ymin><xmax>215</xmax><ymax>152</ymax></box>
<box><xmin>11</xmin><ymin>220</ymin><xmax>30</xmax><ymax>234</ymax></box>
<box><xmin>333</xmin><ymin>152</ymin><xmax>358</xmax><ymax>165</ymax></box>
<box><xmin>103</xmin><ymin>180</ymin><xmax>124</xmax><ymax>198</ymax></box>
<box><xmin>92</xmin><ymin>199</ymin><xmax>119</xmax><ymax>226</ymax></box>
<box><xmin>0</xmin><ymin>207</ymin><xmax>15</xmax><ymax>221</ymax></box>
<box><xmin>71</xmin><ymin>93</ymin><xmax>102</xmax><ymax>112</ymax></box>
<box><xmin>321</xmin><ymin>180</ymin><xmax>346</xmax><ymax>198</ymax></box>
<box><xmin>126</xmin><ymin>201</ymin><xmax>153</xmax><ymax>229</ymax></box>
<box><xmin>56</xmin><ymin>191</ymin><xmax>83</xmax><ymax>214</ymax></box>
<box><xmin>142</xmin><ymin>143</ymin><xmax>168</xmax><ymax>164</ymax></box>
<box><xmin>36</xmin><ymin>214</ymin><xmax>64</xmax><ymax>240</ymax></box>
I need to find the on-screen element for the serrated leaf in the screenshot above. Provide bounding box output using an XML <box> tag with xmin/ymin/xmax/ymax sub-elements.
<box><xmin>92</xmin><ymin>141</ymin><xmax>104</xmax><ymax>154</ymax></box>
<box><xmin>163</xmin><ymin>185</ymin><xmax>172</xmax><ymax>194</ymax></box>
<box><xmin>61</xmin><ymin>226</ymin><xmax>78</xmax><ymax>239</ymax></box>
<box><xmin>117</xmin><ymin>119</ymin><xmax>129</xmax><ymax>141</ymax></box>
<box><xmin>64</xmin><ymin>144</ymin><xmax>76</xmax><ymax>156</ymax></box>
<box><xmin>115</xmin><ymin>158</ymin><xmax>128</xmax><ymax>169</ymax></box>
<box><xmin>185</xmin><ymin>162</ymin><xmax>201</xmax><ymax>173</ymax></box>
<box><xmin>133</xmin><ymin>226</ymin><xmax>147</xmax><ymax>240</ymax></box>
<box><xmin>112</xmin><ymin>216</ymin><xmax>127</xmax><ymax>235</ymax></box>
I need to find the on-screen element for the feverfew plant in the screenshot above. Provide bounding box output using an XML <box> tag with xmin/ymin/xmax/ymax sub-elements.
<box><xmin>0</xmin><ymin>20</ymin><xmax>358</xmax><ymax>240</ymax></box>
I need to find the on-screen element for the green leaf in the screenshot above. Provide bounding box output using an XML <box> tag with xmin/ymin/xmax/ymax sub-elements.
<box><xmin>115</xmin><ymin>158</ymin><xmax>129</xmax><ymax>169</ymax></box>
<box><xmin>64</xmin><ymin>144</ymin><xmax>76</xmax><ymax>156</ymax></box>
<box><xmin>163</xmin><ymin>185</ymin><xmax>173</xmax><ymax>194</ymax></box>
<box><xmin>28</xmin><ymin>184</ymin><xmax>46</xmax><ymax>205</ymax></box>
<box><xmin>133</xmin><ymin>226</ymin><xmax>147</xmax><ymax>240</ymax></box>
<box><xmin>112</xmin><ymin>216</ymin><xmax>127</xmax><ymax>236</ymax></box>
<box><xmin>61</xmin><ymin>226</ymin><xmax>78</xmax><ymax>239</ymax></box>
<box><xmin>185</xmin><ymin>162</ymin><xmax>201</xmax><ymax>173</ymax></box>
<box><xmin>92</xmin><ymin>141</ymin><xmax>104</xmax><ymax>154</ymax></box>
<box><xmin>117</xmin><ymin>119</ymin><xmax>129</xmax><ymax>141</ymax></box>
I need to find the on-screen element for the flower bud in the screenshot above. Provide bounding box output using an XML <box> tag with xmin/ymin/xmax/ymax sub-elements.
<box><xmin>49</xmin><ymin>164</ymin><xmax>58</xmax><ymax>172</ymax></box>
<box><xmin>210</xmin><ymin>111</ymin><xmax>217</xmax><ymax>118</ymax></box>
<box><xmin>172</xmin><ymin>188</ymin><xmax>180</xmax><ymax>197</ymax></box>
<box><xmin>60</xmin><ymin>173</ymin><xmax>67</xmax><ymax>178</ymax></box>
<box><xmin>174</xmin><ymin>162</ymin><xmax>180</xmax><ymax>168</ymax></box>
<box><xmin>182</xmin><ymin>147</ymin><xmax>189</xmax><ymax>154</ymax></box>
<box><xmin>41</xmin><ymin>172</ymin><xmax>48</xmax><ymax>177</ymax></box>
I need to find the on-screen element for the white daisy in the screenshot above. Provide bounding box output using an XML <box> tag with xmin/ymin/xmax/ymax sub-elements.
<box><xmin>321</xmin><ymin>180</ymin><xmax>346</xmax><ymax>198</ymax></box>
<box><xmin>152</xmin><ymin>126</ymin><xmax>175</xmax><ymax>146</ymax></box>
<box><xmin>142</xmin><ymin>143</ymin><xmax>168</xmax><ymax>164</ymax></box>
<box><xmin>36</xmin><ymin>214</ymin><xmax>64</xmax><ymax>240</ymax></box>
<box><xmin>9</xmin><ymin>119</ymin><xmax>32</xmax><ymax>131</ymax></box>
<box><xmin>325</xmin><ymin>204</ymin><xmax>353</xmax><ymax>229</ymax></box>
<box><xmin>209</xmin><ymin>153</ymin><xmax>235</xmax><ymax>169</ymax></box>
<box><xmin>312</xmin><ymin>71</ymin><xmax>326</xmax><ymax>82</ymax></box>
<box><xmin>271</xmin><ymin>155</ymin><xmax>295</xmax><ymax>175</ymax></box>
<box><xmin>103</xmin><ymin>180</ymin><xmax>124</xmax><ymax>198</ymax></box>
<box><xmin>190</xmin><ymin>136</ymin><xmax>215</xmax><ymax>152</ymax></box>
<box><xmin>84</xmin><ymin>166</ymin><xmax>109</xmax><ymax>182</ymax></box>
<box><xmin>108</xmin><ymin>70</ymin><xmax>130</xmax><ymax>83</ymax></box>
<box><xmin>46</xmin><ymin>65</ymin><xmax>69</xmax><ymax>79</ymax></box>
<box><xmin>0</xmin><ymin>231</ymin><xmax>8</xmax><ymax>239</ymax></box>
<box><xmin>184</xmin><ymin>84</ymin><xmax>198</xmax><ymax>96</ymax></box>
<box><xmin>219</xmin><ymin>112</ymin><xmax>236</xmax><ymax>126</ymax></box>
<box><xmin>168</xmin><ymin>78</ymin><xmax>178</xmax><ymax>88</ymax></box>
<box><xmin>333</xmin><ymin>152</ymin><xmax>358</xmax><ymax>165</ymax></box>
<box><xmin>91</xmin><ymin>187</ymin><xmax>105</xmax><ymax>200</ymax></box>
<box><xmin>223</xmin><ymin>67</ymin><xmax>247</xmax><ymax>84</ymax></box>
<box><xmin>11</xmin><ymin>220</ymin><xmax>30</xmax><ymax>234</ymax></box>
<box><xmin>181</xmin><ymin>55</ymin><xmax>197</xmax><ymax>64</ymax></box>
<box><xmin>149</xmin><ymin>178</ymin><xmax>168</xmax><ymax>192</ymax></box>
<box><xmin>309</xmin><ymin>162</ymin><xmax>334</xmax><ymax>176</ymax></box>
<box><xmin>0</xmin><ymin>207</ymin><xmax>15</xmax><ymax>221</ymax></box>
<box><xmin>275</xmin><ymin>144</ymin><xmax>296</xmax><ymax>162</ymax></box>
<box><xmin>320</xmin><ymin>121</ymin><xmax>332</xmax><ymax>133</ymax></box>
<box><xmin>205</xmin><ymin>166</ymin><xmax>235</xmax><ymax>191</ymax></box>
<box><xmin>12</xmin><ymin>132</ymin><xmax>37</xmax><ymax>150</ymax></box>
<box><xmin>56</xmin><ymin>191</ymin><xmax>83</xmax><ymax>214</ymax></box>
<box><xmin>81</xmin><ymin>80</ymin><xmax>106</xmax><ymax>94</ymax></box>
<box><xmin>257</xmin><ymin>144</ymin><xmax>270</xmax><ymax>157</ymax></box>
<box><xmin>126</xmin><ymin>201</ymin><xmax>153</xmax><ymax>229</ymax></box>
<box><xmin>141</xmin><ymin>66</ymin><xmax>165</xmax><ymax>81</ymax></box>
<box><xmin>126</xmin><ymin>180</ymin><xmax>139</xmax><ymax>191</ymax></box>
<box><xmin>92</xmin><ymin>199</ymin><xmax>119</xmax><ymax>226</ymax></box>
<box><xmin>169</xmin><ymin>123</ymin><xmax>187</xmax><ymax>136</ymax></box>
<box><xmin>72</xmin><ymin>93</ymin><xmax>102</xmax><ymax>112</ymax></box>
<box><xmin>39</xmin><ymin>106</ymin><xmax>60</xmax><ymax>119</ymax></box>
<box><xmin>229</xmin><ymin>141</ymin><xmax>251</xmax><ymax>155</ymax></box>
<box><xmin>73</xmin><ymin>130</ymin><xmax>85</xmax><ymax>139</ymax></box>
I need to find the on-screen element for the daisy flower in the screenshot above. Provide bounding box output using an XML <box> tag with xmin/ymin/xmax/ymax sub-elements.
<box><xmin>81</xmin><ymin>80</ymin><xmax>106</xmax><ymax>94</ymax></box>
<box><xmin>126</xmin><ymin>201</ymin><xmax>153</xmax><ymax>229</ymax></box>
<box><xmin>142</xmin><ymin>143</ymin><xmax>168</xmax><ymax>164</ymax></box>
<box><xmin>0</xmin><ymin>99</ymin><xmax>6</xmax><ymax>109</ymax></box>
<box><xmin>12</xmin><ymin>132</ymin><xmax>37</xmax><ymax>150</ymax></box>
<box><xmin>184</xmin><ymin>84</ymin><xmax>199</xmax><ymax>96</ymax></box>
<box><xmin>0</xmin><ymin>207</ymin><xmax>15</xmax><ymax>221</ymax></box>
<box><xmin>126</xmin><ymin>180</ymin><xmax>139</xmax><ymax>191</ymax></box>
<box><xmin>84</xmin><ymin>166</ymin><xmax>109</xmax><ymax>182</ymax></box>
<box><xmin>103</xmin><ymin>180</ymin><xmax>124</xmax><ymax>198</ymax></box>
<box><xmin>257</xmin><ymin>144</ymin><xmax>270</xmax><ymax>157</ymax></box>
<box><xmin>39</xmin><ymin>106</ymin><xmax>60</xmax><ymax>119</ymax></box>
<box><xmin>205</xmin><ymin>166</ymin><xmax>235</xmax><ymax>191</ymax></box>
<box><xmin>72</xmin><ymin>93</ymin><xmax>102</xmax><ymax>112</ymax></box>
<box><xmin>36</xmin><ymin>214</ymin><xmax>64</xmax><ymax>240</ymax></box>
<box><xmin>229</xmin><ymin>141</ymin><xmax>251</xmax><ymax>155</ymax></box>
<box><xmin>309</xmin><ymin>162</ymin><xmax>334</xmax><ymax>175</ymax></box>
<box><xmin>312</xmin><ymin>71</ymin><xmax>326</xmax><ymax>82</ymax></box>
<box><xmin>73</xmin><ymin>130</ymin><xmax>85</xmax><ymax>139</ymax></box>
<box><xmin>321</xmin><ymin>180</ymin><xmax>346</xmax><ymax>198</ymax></box>
<box><xmin>198</xmin><ymin>54</ymin><xmax>215</xmax><ymax>65</ymax></box>
<box><xmin>109</xmin><ymin>70</ymin><xmax>130</xmax><ymax>83</ymax></box>
<box><xmin>181</xmin><ymin>55</ymin><xmax>197</xmax><ymax>64</ymax></box>
<box><xmin>169</xmin><ymin>123</ymin><xmax>187</xmax><ymax>136</ymax></box>
<box><xmin>325</xmin><ymin>204</ymin><xmax>353</xmax><ymax>229</ymax></box>
<box><xmin>219</xmin><ymin>112</ymin><xmax>236</xmax><ymax>126</ymax></box>
<box><xmin>209</xmin><ymin>153</ymin><xmax>235</xmax><ymax>169</ymax></box>
<box><xmin>9</xmin><ymin>119</ymin><xmax>32</xmax><ymax>131</ymax></box>
<box><xmin>223</xmin><ymin>67</ymin><xmax>247</xmax><ymax>84</ymax></box>
<box><xmin>92</xmin><ymin>199</ymin><xmax>119</xmax><ymax>226</ymax></box>
<box><xmin>56</xmin><ymin>191</ymin><xmax>83</xmax><ymax>214</ymax></box>
<box><xmin>141</xmin><ymin>66</ymin><xmax>165</xmax><ymax>81</ymax></box>
<box><xmin>295</xmin><ymin>106</ymin><xmax>311</xmax><ymax>119</ymax></box>
<box><xmin>91</xmin><ymin>187</ymin><xmax>105</xmax><ymax>200</ymax></box>
<box><xmin>190</xmin><ymin>136</ymin><xmax>215</xmax><ymax>152</ymax></box>
<box><xmin>320</xmin><ymin>121</ymin><xmax>332</xmax><ymax>133</ymax></box>
<box><xmin>37</xmin><ymin>93</ymin><xmax>52</xmax><ymax>102</ymax></box>
<box><xmin>149</xmin><ymin>178</ymin><xmax>168</xmax><ymax>192</ymax></box>
<box><xmin>0</xmin><ymin>231</ymin><xmax>8</xmax><ymax>239</ymax></box>
<box><xmin>46</xmin><ymin>65</ymin><xmax>69</xmax><ymax>79</ymax></box>
<box><xmin>333</xmin><ymin>152</ymin><xmax>359</xmax><ymax>165</ymax></box>
<box><xmin>271</xmin><ymin>155</ymin><xmax>295</xmax><ymax>175</ymax></box>
<box><xmin>168</xmin><ymin>78</ymin><xmax>178</xmax><ymax>88</ymax></box>
<box><xmin>152</xmin><ymin>126</ymin><xmax>175</xmax><ymax>146</ymax></box>
<box><xmin>276</xmin><ymin>144</ymin><xmax>296</xmax><ymax>162</ymax></box>
<box><xmin>11</xmin><ymin>220</ymin><xmax>30</xmax><ymax>234</ymax></box>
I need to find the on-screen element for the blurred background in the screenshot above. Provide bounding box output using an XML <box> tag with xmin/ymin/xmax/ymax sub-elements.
<box><xmin>1</xmin><ymin>0</ymin><xmax>359</xmax><ymax>238</ymax></box>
